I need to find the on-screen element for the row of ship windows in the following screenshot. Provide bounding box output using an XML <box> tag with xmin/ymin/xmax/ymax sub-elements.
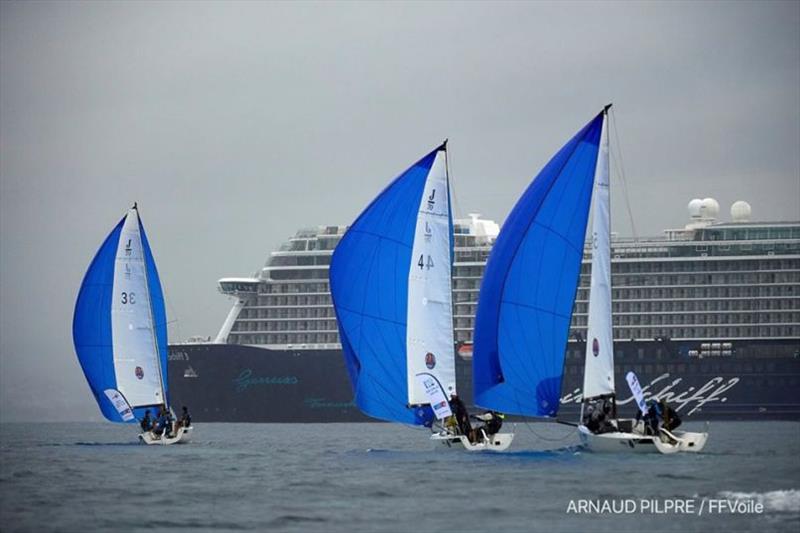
<box><xmin>256</xmin><ymin>260</ymin><xmax>799</xmax><ymax>288</ymax></box>
<box><xmin>452</xmin><ymin>325</ymin><xmax>799</xmax><ymax>343</ymax></box>
<box><xmin>262</xmin><ymin>253</ymin><xmax>798</xmax><ymax>273</ymax></box>
<box><xmin>452</xmin><ymin>259</ymin><xmax>799</xmax><ymax>278</ymax></box>
<box><xmin>235</xmin><ymin>314</ymin><xmax>800</xmax><ymax>332</ymax></box>
<box><xmin>453</xmin><ymin>276</ymin><xmax>800</xmax><ymax>291</ymax></box>
<box><xmin>232</xmin><ymin>320</ymin><xmax>339</xmax><ymax>332</ymax></box>
<box><xmin>258</xmin><ymin>283</ymin><xmax>329</xmax><ymax>294</ymax></box>
<box><xmin>238</xmin><ymin>299</ymin><xmax>799</xmax><ymax>323</ymax></box>
<box><xmin>561</xmin><ymin>363</ymin><xmax>792</xmax><ymax>378</ymax></box>
<box><xmin>454</xmin><ymin>312</ymin><xmax>800</xmax><ymax>332</ymax></box>
<box><xmin>250</xmin><ymin>298</ymin><xmax>375</xmax><ymax>314</ymax></box>
<box><xmin>701</xmin><ymin>227</ymin><xmax>800</xmax><ymax>240</ymax></box>
<box><xmin>269</xmin><ymin>269</ymin><xmax>329</xmax><ymax>281</ymax></box>
<box><xmin>278</xmin><ymin>238</ymin><xmax>338</xmax><ymax>252</ymax></box>
<box><xmin>562</xmin><ymin>344</ymin><xmax>798</xmax><ymax>361</ymax></box>
<box><xmin>588</xmin><ymin>272</ymin><xmax>799</xmax><ymax>286</ymax></box>
<box><xmin>598</xmin><ymin>243</ymin><xmax>799</xmax><ymax>259</ymax></box>
<box><xmin>452</xmin><ymin>274</ymin><xmax>800</xmax><ymax>289</ymax></box>
<box><xmin>452</xmin><ymin>283</ymin><xmax>797</xmax><ymax>299</ymax></box>
<box><xmin>230</xmin><ymin>323</ymin><xmax>799</xmax><ymax>345</ymax></box>
<box><xmin>454</xmin><ymin>299</ymin><xmax>799</xmax><ymax>315</ymax></box>
<box><xmin>268</xmin><ymin>255</ymin><xmax>332</xmax><ymax>267</ymax></box>
<box><xmin>456</xmin><ymin>313</ymin><xmax>800</xmax><ymax>327</ymax></box>
<box><xmin>250</xmin><ymin>288</ymin><xmax>799</xmax><ymax>308</ymax></box>
<box><xmin>231</xmin><ymin>333</ymin><xmax>339</xmax><ymax>345</ymax></box>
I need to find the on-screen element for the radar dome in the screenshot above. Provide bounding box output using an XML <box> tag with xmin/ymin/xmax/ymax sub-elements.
<box><xmin>688</xmin><ymin>198</ymin><xmax>703</xmax><ymax>218</ymax></box>
<box><xmin>699</xmin><ymin>198</ymin><xmax>720</xmax><ymax>219</ymax></box>
<box><xmin>731</xmin><ymin>201</ymin><xmax>751</xmax><ymax>222</ymax></box>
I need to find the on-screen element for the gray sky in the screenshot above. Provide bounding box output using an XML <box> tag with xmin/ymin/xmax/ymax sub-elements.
<box><xmin>1</xmin><ymin>1</ymin><xmax>798</xmax><ymax>422</ymax></box>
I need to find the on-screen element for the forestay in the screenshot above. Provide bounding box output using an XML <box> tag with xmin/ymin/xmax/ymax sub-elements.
<box><xmin>472</xmin><ymin>113</ymin><xmax>604</xmax><ymax>417</ymax></box>
<box><xmin>330</xmin><ymin>143</ymin><xmax>455</xmax><ymax>426</ymax></box>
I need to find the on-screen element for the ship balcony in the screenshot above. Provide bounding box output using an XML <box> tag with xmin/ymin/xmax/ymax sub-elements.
<box><xmin>218</xmin><ymin>277</ymin><xmax>261</xmax><ymax>296</ymax></box>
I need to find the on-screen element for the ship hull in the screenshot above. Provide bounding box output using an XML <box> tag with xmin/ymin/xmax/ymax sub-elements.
<box><xmin>168</xmin><ymin>340</ymin><xmax>800</xmax><ymax>423</ymax></box>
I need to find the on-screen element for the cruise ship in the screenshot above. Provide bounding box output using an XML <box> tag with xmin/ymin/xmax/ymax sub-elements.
<box><xmin>168</xmin><ymin>199</ymin><xmax>800</xmax><ymax>422</ymax></box>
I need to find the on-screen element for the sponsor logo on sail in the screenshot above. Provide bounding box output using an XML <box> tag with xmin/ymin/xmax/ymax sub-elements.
<box><xmin>592</xmin><ymin>338</ymin><xmax>600</xmax><ymax>357</ymax></box>
<box><xmin>135</xmin><ymin>366</ymin><xmax>144</xmax><ymax>380</ymax></box>
<box><xmin>427</xmin><ymin>189</ymin><xmax>436</xmax><ymax>210</ymax></box>
<box><xmin>425</xmin><ymin>352</ymin><xmax>436</xmax><ymax>369</ymax></box>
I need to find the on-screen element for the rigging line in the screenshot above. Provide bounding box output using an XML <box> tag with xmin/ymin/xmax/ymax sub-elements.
<box><xmin>609</xmin><ymin>108</ymin><xmax>638</xmax><ymax>241</ymax></box>
<box><xmin>445</xmin><ymin>142</ymin><xmax>464</xmax><ymax>221</ymax></box>
<box><xmin>520</xmin><ymin>416</ymin><xmax>578</xmax><ymax>443</ymax></box>
<box><xmin>164</xmin><ymin>294</ymin><xmax>183</xmax><ymax>342</ymax></box>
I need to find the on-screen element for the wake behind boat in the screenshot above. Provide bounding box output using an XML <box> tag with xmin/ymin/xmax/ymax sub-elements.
<box><xmin>329</xmin><ymin>142</ymin><xmax>513</xmax><ymax>452</ymax></box>
<box><xmin>73</xmin><ymin>205</ymin><xmax>192</xmax><ymax>445</ymax></box>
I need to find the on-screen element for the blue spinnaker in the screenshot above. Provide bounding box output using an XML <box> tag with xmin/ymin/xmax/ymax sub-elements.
<box><xmin>72</xmin><ymin>209</ymin><xmax>169</xmax><ymax>423</ymax></box>
<box><xmin>330</xmin><ymin>146</ymin><xmax>445</xmax><ymax>426</ymax></box>
<box><xmin>473</xmin><ymin>112</ymin><xmax>604</xmax><ymax>417</ymax></box>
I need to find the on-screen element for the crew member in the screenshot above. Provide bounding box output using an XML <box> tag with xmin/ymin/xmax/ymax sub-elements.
<box><xmin>179</xmin><ymin>406</ymin><xmax>192</xmax><ymax>428</ymax></box>
<box><xmin>660</xmin><ymin>399</ymin><xmax>681</xmax><ymax>431</ymax></box>
<box><xmin>483</xmin><ymin>411</ymin><xmax>504</xmax><ymax>435</ymax></box>
<box><xmin>449</xmin><ymin>392</ymin><xmax>473</xmax><ymax>441</ymax></box>
<box><xmin>153</xmin><ymin>406</ymin><xmax>171</xmax><ymax>437</ymax></box>
<box><xmin>636</xmin><ymin>400</ymin><xmax>661</xmax><ymax>435</ymax></box>
<box><xmin>140</xmin><ymin>410</ymin><xmax>153</xmax><ymax>432</ymax></box>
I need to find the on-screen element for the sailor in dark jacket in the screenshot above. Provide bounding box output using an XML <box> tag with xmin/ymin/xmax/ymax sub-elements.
<box><xmin>179</xmin><ymin>406</ymin><xmax>192</xmax><ymax>428</ymax></box>
<box><xmin>139</xmin><ymin>410</ymin><xmax>153</xmax><ymax>432</ymax></box>
<box><xmin>449</xmin><ymin>393</ymin><xmax>473</xmax><ymax>440</ymax></box>
<box><xmin>660</xmin><ymin>399</ymin><xmax>682</xmax><ymax>431</ymax></box>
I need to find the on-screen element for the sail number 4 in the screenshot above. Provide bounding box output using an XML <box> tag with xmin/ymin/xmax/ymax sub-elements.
<box><xmin>121</xmin><ymin>291</ymin><xmax>136</xmax><ymax>304</ymax></box>
<box><xmin>417</xmin><ymin>254</ymin><xmax>434</xmax><ymax>270</ymax></box>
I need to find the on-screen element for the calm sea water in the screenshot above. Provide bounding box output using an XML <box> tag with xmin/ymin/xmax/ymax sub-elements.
<box><xmin>1</xmin><ymin>421</ymin><xmax>798</xmax><ymax>532</ymax></box>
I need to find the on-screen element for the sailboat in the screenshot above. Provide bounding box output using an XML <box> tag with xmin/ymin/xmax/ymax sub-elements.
<box><xmin>73</xmin><ymin>205</ymin><xmax>191</xmax><ymax>445</ymax></box>
<box><xmin>473</xmin><ymin>105</ymin><xmax>707</xmax><ymax>454</ymax></box>
<box><xmin>575</xmin><ymin>107</ymin><xmax>708</xmax><ymax>453</ymax></box>
<box><xmin>330</xmin><ymin>143</ymin><xmax>513</xmax><ymax>451</ymax></box>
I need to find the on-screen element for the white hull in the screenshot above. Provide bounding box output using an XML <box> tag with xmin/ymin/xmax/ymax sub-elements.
<box><xmin>430</xmin><ymin>431</ymin><xmax>514</xmax><ymax>452</ymax></box>
<box><xmin>139</xmin><ymin>425</ymin><xmax>193</xmax><ymax>445</ymax></box>
<box><xmin>578</xmin><ymin>424</ymin><xmax>707</xmax><ymax>454</ymax></box>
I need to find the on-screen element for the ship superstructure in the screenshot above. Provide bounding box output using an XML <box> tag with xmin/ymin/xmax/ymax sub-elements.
<box><xmin>218</xmin><ymin>200</ymin><xmax>800</xmax><ymax>354</ymax></box>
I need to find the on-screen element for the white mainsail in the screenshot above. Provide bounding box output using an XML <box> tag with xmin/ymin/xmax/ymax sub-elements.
<box><xmin>406</xmin><ymin>150</ymin><xmax>457</xmax><ymax>406</ymax></box>
<box><xmin>582</xmin><ymin>111</ymin><xmax>615</xmax><ymax>400</ymax></box>
<box><xmin>111</xmin><ymin>208</ymin><xmax>165</xmax><ymax>407</ymax></box>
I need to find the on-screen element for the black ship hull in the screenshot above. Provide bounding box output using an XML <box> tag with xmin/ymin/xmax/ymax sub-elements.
<box><xmin>168</xmin><ymin>339</ymin><xmax>800</xmax><ymax>422</ymax></box>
